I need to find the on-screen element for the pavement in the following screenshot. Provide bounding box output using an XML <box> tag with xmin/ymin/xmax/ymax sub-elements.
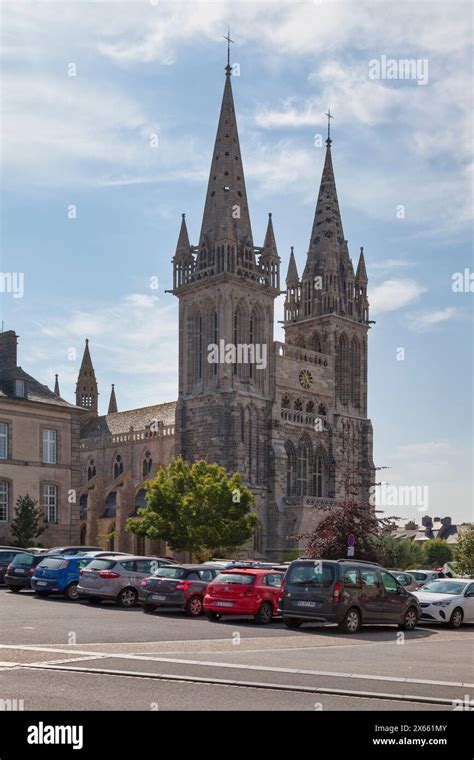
<box><xmin>1</xmin><ymin>587</ymin><xmax>473</xmax><ymax>711</ymax></box>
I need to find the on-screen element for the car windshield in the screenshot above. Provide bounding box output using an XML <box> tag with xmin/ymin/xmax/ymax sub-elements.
<box><xmin>153</xmin><ymin>567</ymin><xmax>187</xmax><ymax>579</ymax></box>
<box><xmin>411</xmin><ymin>572</ymin><xmax>428</xmax><ymax>580</ymax></box>
<box><xmin>422</xmin><ymin>581</ymin><xmax>467</xmax><ymax>595</ymax></box>
<box><xmin>214</xmin><ymin>573</ymin><xmax>255</xmax><ymax>585</ymax></box>
<box><xmin>39</xmin><ymin>557</ymin><xmax>64</xmax><ymax>569</ymax></box>
<box><xmin>11</xmin><ymin>553</ymin><xmax>35</xmax><ymax>567</ymax></box>
<box><xmin>83</xmin><ymin>559</ymin><xmax>117</xmax><ymax>571</ymax></box>
<box><xmin>286</xmin><ymin>562</ymin><xmax>335</xmax><ymax>587</ymax></box>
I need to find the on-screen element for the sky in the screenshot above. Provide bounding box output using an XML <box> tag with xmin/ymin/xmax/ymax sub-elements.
<box><xmin>1</xmin><ymin>0</ymin><xmax>473</xmax><ymax>525</ymax></box>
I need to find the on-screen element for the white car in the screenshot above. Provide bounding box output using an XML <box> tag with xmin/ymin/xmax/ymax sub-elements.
<box><xmin>413</xmin><ymin>578</ymin><xmax>474</xmax><ymax>628</ymax></box>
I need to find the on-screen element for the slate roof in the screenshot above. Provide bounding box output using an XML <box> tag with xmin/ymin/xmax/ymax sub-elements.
<box><xmin>81</xmin><ymin>401</ymin><xmax>176</xmax><ymax>439</ymax></box>
<box><xmin>0</xmin><ymin>366</ymin><xmax>78</xmax><ymax>409</ymax></box>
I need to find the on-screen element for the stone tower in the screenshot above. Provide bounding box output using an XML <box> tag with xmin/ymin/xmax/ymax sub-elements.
<box><xmin>75</xmin><ymin>339</ymin><xmax>98</xmax><ymax>415</ymax></box>
<box><xmin>171</xmin><ymin>61</ymin><xmax>280</xmax><ymax>545</ymax></box>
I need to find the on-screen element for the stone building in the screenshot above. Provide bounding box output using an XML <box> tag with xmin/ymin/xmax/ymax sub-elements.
<box><xmin>0</xmin><ymin>330</ymin><xmax>83</xmax><ymax>546</ymax></box>
<box><xmin>77</xmin><ymin>59</ymin><xmax>375</xmax><ymax>559</ymax></box>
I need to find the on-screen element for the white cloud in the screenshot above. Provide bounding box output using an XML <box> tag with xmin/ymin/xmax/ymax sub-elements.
<box><xmin>408</xmin><ymin>307</ymin><xmax>462</xmax><ymax>332</ymax></box>
<box><xmin>37</xmin><ymin>293</ymin><xmax>178</xmax><ymax>412</ymax></box>
<box><xmin>369</xmin><ymin>278</ymin><xmax>427</xmax><ymax>315</ymax></box>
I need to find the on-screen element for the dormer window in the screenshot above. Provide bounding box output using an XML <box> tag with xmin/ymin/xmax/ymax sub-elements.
<box><xmin>14</xmin><ymin>378</ymin><xmax>26</xmax><ymax>397</ymax></box>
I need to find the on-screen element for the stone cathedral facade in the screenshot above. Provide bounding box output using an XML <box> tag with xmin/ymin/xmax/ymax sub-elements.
<box><xmin>76</xmin><ymin>62</ymin><xmax>374</xmax><ymax>560</ymax></box>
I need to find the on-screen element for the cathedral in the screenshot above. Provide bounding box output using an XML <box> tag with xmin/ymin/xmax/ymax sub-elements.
<box><xmin>76</xmin><ymin>59</ymin><xmax>374</xmax><ymax>560</ymax></box>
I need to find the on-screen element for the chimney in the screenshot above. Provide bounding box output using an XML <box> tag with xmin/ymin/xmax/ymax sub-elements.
<box><xmin>441</xmin><ymin>516</ymin><xmax>452</xmax><ymax>527</ymax></box>
<box><xmin>421</xmin><ymin>515</ymin><xmax>433</xmax><ymax>527</ymax></box>
<box><xmin>0</xmin><ymin>331</ymin><xmax>18</xmax><ymax>373</ymax></box>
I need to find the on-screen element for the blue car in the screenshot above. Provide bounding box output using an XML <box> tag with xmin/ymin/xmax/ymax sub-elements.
<box><xmin>31</xmin><ymin>554</ymin><xmax>95</xmax><ymax>600</ymax></box>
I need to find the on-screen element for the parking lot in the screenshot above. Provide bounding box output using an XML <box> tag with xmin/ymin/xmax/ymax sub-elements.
<box><xmin>1</xmin><ymin>587</ymin><xmax>473</xmax><ymax>711</ymax></box>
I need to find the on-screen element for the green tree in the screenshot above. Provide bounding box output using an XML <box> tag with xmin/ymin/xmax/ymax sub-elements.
<box><xmin>372</xmin><ymin>534</ymin><xmax>422</xmax><ymax>569</ymax></box>
<box><xmin>10</xmin><ymin>494</ymin><xmax>47</xmax><ymax>547</ymax></box>
<box><xmin>453</xmin><ymin>525</ymin><xmax>474</xmax><ymax>577</ymax></box>
<box><xmin>126</xmin><ymin>457</ymin><xmax>256</xmax><ymax>558</ymax></box>
<box><xmin>421</xmin><ymin>539</ymin><xmax>453</xmax><ymax>568</ymax></box>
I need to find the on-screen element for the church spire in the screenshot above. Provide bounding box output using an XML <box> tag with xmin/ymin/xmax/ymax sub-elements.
<box><xmin>53</xmin><ymin>374</ymin><xmax>60</xmax><ymax>397</ymax></box>
<box><xmin>306</xmin><ymin>136</ymin><xmax>345</xmax><ymax>266</ymax></box>
<box><xmin>108</xmin><ymin>383</ymin><xmax>118</xmax><ymax>414</ymax></box>
<box><xmin>75</xmin><ymin>339</ymin><xmax>98</xmax><ymax>414</ymax></box>
<box><xmin>198</xmin><ymin>54</ymin><xmax>253</xmax><ymax>254</ymax></box>
<box><xmin>286</xmin><ymin>246</ymin><xmax>299</xmax><ymax>287</ymax></box>
<box><xmin>356</xmin><ymin>246</ymin><xmax>368</xmax><ymax>283</ymax></box>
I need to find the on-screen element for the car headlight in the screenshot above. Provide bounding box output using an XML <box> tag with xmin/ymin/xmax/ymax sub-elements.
<box><xmin>432</xmin><ymin>600</ymin><xmax>452</xmax><ymax>607</ymax></box>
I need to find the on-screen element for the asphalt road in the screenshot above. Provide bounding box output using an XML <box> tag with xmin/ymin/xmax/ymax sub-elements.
<box><xmin>1</xmin><ymin>587</ymin><xmax>473</xmax><ymax>711</ymax></box>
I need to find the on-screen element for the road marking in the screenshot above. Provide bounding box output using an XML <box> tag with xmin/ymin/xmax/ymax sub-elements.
<box><xmin>19</xmin><ymin>663</ymin><xmax>455</xmax><ymax>706</ymax></box>
<box><xmin>2</xmin><ymin>644</ymin><xmax>471</xmax><ymax>689</ymax></box>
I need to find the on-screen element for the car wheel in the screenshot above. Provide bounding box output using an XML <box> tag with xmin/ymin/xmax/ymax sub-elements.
<box><xmin>143</xmin><ymin>604</ymin><xmax>155</xmax><ymax>614</ymax></box>
<box><xmin>254</xmin><ymin>602</ymin><xmax>274</xmax><ymax>625</ymax></box>
<box><xmin>118</xmin><ymin>588</ymin><xmax>138</xmax><ymax>608</ymax></box>
<box><xmin>185</xmin><ymin>596</ymin><xmax>203</xmax><ymax>617</ymax></box>
<box><xmin>337</xmin><ymin>607</ymin><xmax>361</xmax><ymax>634</ymax></box>
<box><xmin>8</xmin><ymin>587</ymin><xmax>21</xmax><ymax>593</ymax></box>
<box><xmin>283</xmin><ymin>617</ymin><xmax>302</xmax><ymax>629</ymax></box>
<box><xmin>448</xmin><ymin>607</ymin><xmax>463</xmax><ymax>628</ymax></box>
<box><xmin>399</xmin><ymin>606</ymin><xmax>418</xmax><ymax>631</ymax></box>
<box><xmin>207</xmin><ymin>611</ymin><xmax>220</xmax><ymax>621</ymax></box>
<box><xmin>65</xmin><ymin>582</ymin><xmax>79</xmax><ymax>601</ymax></box>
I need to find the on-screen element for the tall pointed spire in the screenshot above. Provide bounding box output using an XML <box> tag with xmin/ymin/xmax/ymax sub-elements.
<box><xmin>175</xmin><ymin>213</ymin><xmax>190</xmax><ymax>255</ymax></box>
<box><xmin>198</xmin><ymin>58</ymin><xmax>253</xmax><ymax>253</ymax></box>
<box><xmin>108</xmin><ymin>384</ymin><xmax>118</xmax><ymax>414</ymax></box>
<box><xmin>307</xmin><ymin>139</ymin><xmax>345</xmax><ymax>264</ymax></box>
<box><xmin>53</xmin><ymin>374</ymin><xmax>60</xmax><ymax>397</ymax></box>
<box><xmin>356</xmin><ymin>246</ymin><xmax>368</xmax><ymax>283</ymax></box>
<box><xmin>75</xmin><ymin>339</ymin><xmax>98</xmax><ymax>414</ymax></box>
<box><xmin>286</xmin><ymin>246</ymin><xmax>299</xmax><ymax>286</ymax></box>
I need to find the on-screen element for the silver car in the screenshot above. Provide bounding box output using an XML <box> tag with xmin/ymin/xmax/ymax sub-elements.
<box><xmin>77</xmin><ymin>555</ymin><xmax>173</xmax><ymax>607</ymax></box>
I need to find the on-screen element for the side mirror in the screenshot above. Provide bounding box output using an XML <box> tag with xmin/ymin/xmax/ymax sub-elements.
<box><xmin>397</xmin><ymin>586</ymin><xmax>405</xmax><ymax>594</ymax></box>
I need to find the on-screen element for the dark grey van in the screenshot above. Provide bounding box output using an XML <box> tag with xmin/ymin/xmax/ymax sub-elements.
<box><xmin>279</xmin><ymin>559</ymin><xmax>420</xmax><ymax>633</ymax></box>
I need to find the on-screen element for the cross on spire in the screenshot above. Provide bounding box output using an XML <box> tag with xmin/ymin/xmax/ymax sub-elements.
<box><xmin>223</xmin><ymin>25</ymin><xmax>234</xmax><ymax>71</ymax></box>
<box><xmin>324</xmin><ymin>108</ymin><xmax>334</xmax><ymax>145</ymax></box>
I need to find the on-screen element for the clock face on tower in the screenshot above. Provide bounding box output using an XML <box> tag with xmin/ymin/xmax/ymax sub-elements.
<box><xmin>299</xmin><ymin>369</ymin><xmax>313</xmax><ymax>389</ymax></box>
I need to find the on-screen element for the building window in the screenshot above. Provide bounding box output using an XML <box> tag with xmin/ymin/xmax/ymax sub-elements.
<box><xmin>87</xmin><ymin>459</ymin><xmax>96</xmax><ymax>481</ymax></box>
<box><xmin>142</xmin><ymin>451</ymin><xmax>152</xmax><ymax>477</ymax></box>
<box><xmin>296</xmin><ymin>439</ymin><xmax>310</xmax><ymax>496</ymax></box>
<box><xmin>113</xmin><ymin>454</ymin><xmax>123</xmax><ymax>480</ymax></box>
<box><xmin>43</xmin><ymin>484</ymin><xmax>58</xmax><ymax>523</ymax></box>
<box><xmin>285</xmin><ymin>442</ymin><xmax>296</xmax><ymax>497</ymax></box>
<box><xmin>313</xmin><ymin>451</ymin><xmax>325</xmax><ymax>497</ymax></box>
<box><xmin>14</xmin><ymin>379</ymin><xmax>26</xmax><ymax>397</ymax></box>
<box><xmin>0</xmin><ymin>423</ymin><xmax>8</xmax><ymax>459</ymax></box>
<box><xmin>42</xmin><ymin>429</ymin><xmax>57</xmax><ymax>464</ymax></box>
<box><xmin>0</xmin><ymin>481</ymin><xmax>8</xmax><ymax>521</ymax></box>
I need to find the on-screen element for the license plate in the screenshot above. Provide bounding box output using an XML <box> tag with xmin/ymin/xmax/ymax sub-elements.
<box><xmin>36</xmin><ymin>581</ymin><xmax>47</xmax><ymax>586</ymax></box>
<box><xmin>215</xmin><ymin>601</ymin><xmax>234</xmax><ymax>607</ymax></box>
<box><xmin>15</xmin><ymin>569</ymin><xmax>26</xmax><ymax>574</ymax></box>
<box><xmin>151</xmin><ymin>595</ymin><xmax>166</xmax><ymax>601</ymax></box>
<box><xmin>297</xmin><ymin>600</ymin><xmax>316</xmax><ymax>607</ymax></box>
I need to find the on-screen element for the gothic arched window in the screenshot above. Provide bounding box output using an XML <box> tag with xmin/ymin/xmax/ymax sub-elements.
<box><xmin>285</xmin><ymin>441</ymin><xmax>296</xmax><ymax>497</ymax></box>
<box><xmin>336</xmin><ymin>333</ymin><xmax>349</xmax><ymax>404</ymax></box>
<box><xmin>351</xmin><ymin>337</ymin><xmax>361</xmax><ymax>408</ymax></box>
<box><xmin>113</xmin><ymin>454</ymin><xmax>123</xmax><ymax>480</ymax></box>
<box><xmin>142</xmin><ymin>451</ymin><xmax>152</xmax><ymax>478</ymax></box>
<box><xmin>313</xmin><ymin>448</ymin><xmax>326</xmax><ymax>497</ymax></box>
<box><xmin>297</xmin><ymin>436</ymin><xmax>311</xmax><ymax>496</ymax></box>
<box><xmin>87</xmin><ymin>459</ymin><xmax>96</xmax><ymax>481</ymax></box>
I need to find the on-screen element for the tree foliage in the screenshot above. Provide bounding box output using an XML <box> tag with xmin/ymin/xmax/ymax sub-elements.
<box><xmin>10</xmin><ymin>494</ymin><xmax>47</xmax><ymax>547</ymax></box>
<box><xmin>126</xmin><ymin>457</ymin><xmax>256</xmax><ymax>557</ymax></box>
<box><xmin>453</xmin><ymin>525</ymin><xmax>474</xmax><ymax>577</ymax></box>
<box><xmin>420</xmin><ymin>539</ymin><xmax>453</xmax><ymax>568</ymax></box>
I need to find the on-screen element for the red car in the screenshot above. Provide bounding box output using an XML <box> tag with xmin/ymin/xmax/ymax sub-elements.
<box><xmin>203</xmin><ymin>568</ymin><xmax>284</xmax><ymax>624</ymax></box>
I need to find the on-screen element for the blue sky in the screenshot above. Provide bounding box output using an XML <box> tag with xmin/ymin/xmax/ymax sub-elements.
<box><xmin>1</xmin><ymin>0</ymin><xmax>472</xmax><ymax>524</ymax></box>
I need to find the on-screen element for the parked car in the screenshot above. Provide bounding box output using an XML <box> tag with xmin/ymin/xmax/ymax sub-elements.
<box><xmin>77</xmin><ymin>555</ymin><xmax>174</xmax><ymax>607</ymax></box>
<box><xmin>413</xmin><ymin>578</ymin><xmax>474</xmax><ymax>628</ymax></box>
<box><xmin>408</xmin><ymin>569</ymin><xmax>446</xmax><ymax>588</ymax></box>
<box><xmin>0</xmin><ymin>549</ymin><xmax>29</xmax><ymax>584</ymax></box>
<box><xmin>43</xmin><ymin>546</ymin><xmax>101</xmax><ymax>556</ymax></box>
<box><xmin>4</xmin><ymin>552</ymin><xmax>45</xmax><ymax>592</ymax></box>
<box><xmin>279</xmin><ymin>559</ymin><xmax>421</xmax><ymax>633</ymax></box>
<box><xmin>80</xmin><ymin>551</ymin><xmax>133</xmax><ymax>558</ymax></box>
<box><xmin>387</xmin><ymin>570</ymin><xmax>418</xmax><ymax>592</ymax></box>
<box><xmin>204</xmin><ymin>568</ymin><xmax>284</xmax><ymax>624</ymax></box>
<box><xmin>31</xmin><ymin>554</ymin><xmax>97</xmax><ymax>600</ymax></box>
<box><xmin>139</xmin><ymin>564</ymin><xmax>221</xmax><ymax>617</ymax></box>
